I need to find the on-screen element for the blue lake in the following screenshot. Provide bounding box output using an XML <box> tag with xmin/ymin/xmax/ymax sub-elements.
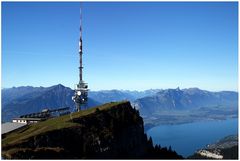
<box><xmin>146</xmin><ymin>118</ymin><xmax>238</xmax><ymax>157</ymax></box>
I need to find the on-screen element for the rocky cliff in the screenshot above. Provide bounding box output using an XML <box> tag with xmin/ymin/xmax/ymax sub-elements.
<box><xmin>2</xmin><ymin>101</ymin><xmax>182</xmax><ymax>159</ymax></box>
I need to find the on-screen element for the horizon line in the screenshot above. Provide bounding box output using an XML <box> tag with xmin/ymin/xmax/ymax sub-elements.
<box><xmin>1</xmin><ymin>84</ymin><xmax>238</xmax><ymax>92</ymax></box>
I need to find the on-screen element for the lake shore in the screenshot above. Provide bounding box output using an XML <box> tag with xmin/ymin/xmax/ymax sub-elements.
<box><xmin>146</xmin><ymin>118</ymin><xmax>238</xmax><ymax>157</ymax></box>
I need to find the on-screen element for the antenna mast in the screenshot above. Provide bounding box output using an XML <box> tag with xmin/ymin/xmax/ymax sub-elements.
<box><xmin>72</xmin><ymin>3</ymin><xmax>88</xmax><ymax>112</ymax></box>
<box><xmin>79</xmin><ymin>5</ymin><xmax>83</xmax><ymax>83</ymax></box>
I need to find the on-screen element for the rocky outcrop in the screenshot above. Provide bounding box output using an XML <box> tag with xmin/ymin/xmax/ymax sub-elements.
<box><xmin>2</xmin><ymin>101</ymin><xmax>182</xmax><ymax>159</ymax></box>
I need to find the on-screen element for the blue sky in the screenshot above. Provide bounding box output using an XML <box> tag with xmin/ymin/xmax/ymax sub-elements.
<box><xmin>2</xmin><ymin>2</ymin><xmax>238</xmax><ymax>91</ymax></box>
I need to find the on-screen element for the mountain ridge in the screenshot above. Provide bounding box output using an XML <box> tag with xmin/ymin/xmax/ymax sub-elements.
<box><xmin>2</xmin><ymin>101</ymin><xmax>183</xmax><ymax>159</ymax></box>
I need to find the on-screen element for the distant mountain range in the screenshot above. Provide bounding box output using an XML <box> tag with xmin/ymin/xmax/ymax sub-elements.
<box><xmin>2</xmin><ymin>85</ymin><xmax>238</xmax><ymax>126</ymax></box>
<box><xmin>2</xmin><ymin>84</ymin><xmax>99</xmax><ymax>122</ymax></box>
<box><xmin>89</xmin><ymin>89</ymin><xmax>162</xmax><ymax>103</ymax></box>
<box><xmin>133</xmin><ymin>87</ymin><xmax>238</xmax><ymax>129</ymax></box>
<box><xmin>134</xmin><ymin>87</ymin><xmax>237</xmax><ymax>116</ymax></box>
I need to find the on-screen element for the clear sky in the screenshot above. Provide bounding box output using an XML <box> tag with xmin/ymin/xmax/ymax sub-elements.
<box><xmin>2</xmin><ymin>2</ymin><xmax>238</xmax><ymax>91</ymax></box>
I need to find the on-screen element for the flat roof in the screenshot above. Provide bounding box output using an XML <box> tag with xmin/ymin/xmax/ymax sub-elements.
<box><xmin>2</xmin><ymin>122</ymin><xmax>26</xmax><ymax>134</ymax></box>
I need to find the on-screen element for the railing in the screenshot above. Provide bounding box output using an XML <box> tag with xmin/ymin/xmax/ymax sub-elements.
<box><xmin>20</xmin><ymin>107</ymin><xmax>70</xmax><ymax>118</ymax></box>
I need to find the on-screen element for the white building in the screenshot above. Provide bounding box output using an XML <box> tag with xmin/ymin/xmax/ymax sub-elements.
<box><xmin>12</xmin><ymin>118</ymin><xmax>45</xmax><ymax>124</ymax></box>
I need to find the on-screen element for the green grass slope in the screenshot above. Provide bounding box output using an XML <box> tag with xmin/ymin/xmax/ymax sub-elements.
<box><xmin>2</xmin><ymin>101</ymin><xmax>127</xmax><ymax>148</ymax></box>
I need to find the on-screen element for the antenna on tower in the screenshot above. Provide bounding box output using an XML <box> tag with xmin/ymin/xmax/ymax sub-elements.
<box><xmin>79</xmin><ymin>3</ymin><xmax>83</xmax><ymax>83</ymax></box>
<box><xmin>79</xmin><ymin>3</ymin><xmax>83</xmax><ymax>54</ymax></box>
<box><xmin>72</xmin><ymin>3</ymin><xmax>88</xmax><ymax>112</ymax></box>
